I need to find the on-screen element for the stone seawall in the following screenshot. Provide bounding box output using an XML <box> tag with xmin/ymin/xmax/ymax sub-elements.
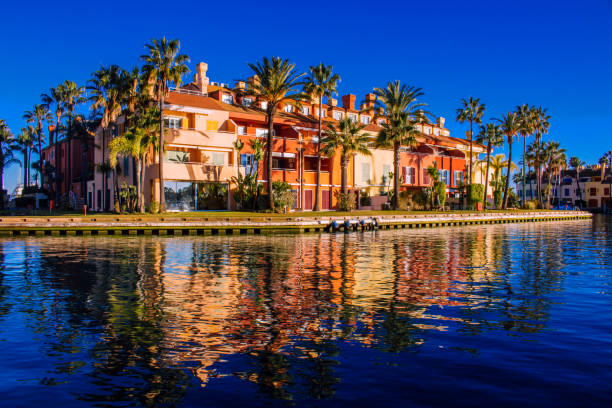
<box><xmin>0</xmin><ymin>211</ymin><xmax>592</xmax><ymax>237</ymax></box>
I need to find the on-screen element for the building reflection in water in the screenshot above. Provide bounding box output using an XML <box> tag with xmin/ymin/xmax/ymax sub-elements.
<box><xmin>0</xmin><ymin>220</ymin><xmax>585</xmax><ymax>403</ymax></box>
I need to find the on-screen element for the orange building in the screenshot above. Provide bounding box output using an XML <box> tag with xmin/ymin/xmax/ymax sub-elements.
<box><xmin>87</xmin><ymin>61</ymin><xmax>481</xmax><ymax>211</ymax></box>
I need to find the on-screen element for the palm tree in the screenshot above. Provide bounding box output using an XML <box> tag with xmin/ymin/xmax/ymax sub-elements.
<box><xmin>321</xmin><ymin>118</ymin><xmax>371</xmax><ymax>194</ymax></box>
<box><xmin>532</xmin><ymin>107</ymin><xmax>551</xmax><ymax>203</ymax></box>
<box><xmin>544</xmin><ymin>142</ymin><xmax>566</xmax><ymax>208</ymax></box>
<box><xmin>456</xmin><ymin>97</ymin><xmax>485</xmax><ymax>184</ymax></box>
<box><xmin>109</xmin><ymin>105</ymin><xmax>160</xmax><ymax>213</ymax></box>
<box><xmin>373</xmin><ymin>81</ymin><xmax>425</xmax><ymax>209</ymax></box>
<box><xmin>42</xmin><ymin>85</ymin><xmax>66</xmax><ymax>201</ymax></box>
<box><xmin>141</xmin><ymin>37</ymin><xmax>190</xmax><ymax>212</ymax></box>
<box><xmin>303</xmin><ymin>63</ymin><xmax>340</xmax><ymax>211</ymax></box>
<box><xmin>569</xmin><ymin>156</ymin><xmax>585</xmax><ymax>208</ymax></box>
<box><xmin>87</xmin><ymin>65</ymin><xmax>124</xmax><ymax>211</ymax></box>
<box><xmin>496</xmin><ymin>112</ymin><xmax>521</xmax><ymax>208</ymax></box>
<box><xmin>23</xmin><ymin>104</ymin><xmax>52</xmax><ymax>188</ymax></box>
<box><xmin>488</xmin><ymin>154</ymin><xmax>507</xmax><ymax>190</ymax></box>
<box><xmin>61</xmin><ymin>80</ymin><xmax>86</xmax><ymax>194</ymax></box>
<box><xmin>16</xmin><ymin>127</ymin><xmax>35</xmax><ymax>188</ymax></box>
<box><xmin>476</xmin><ymin>123</ymin><xmax>504</xmax><ymax>210</ymax></box>
<box><xmin>245</xmin><ymin>57</ymin><xmax>305</xmax><ymax>210</ymax></box>
<box><xmin>515</xmin><ymin>104</ymin><xmax>534</xmax><ymax>207</ymax></box>
<box><xmin>0</xmin><ymin>120</ymin><xmax>19</xmax><ymax>209</ymax></box>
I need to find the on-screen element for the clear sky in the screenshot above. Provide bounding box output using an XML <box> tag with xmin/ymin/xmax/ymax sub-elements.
<box><xmin>1</xmin><ymin>0</ymin><xmax>610</xmax><ymax>193</ymax></box>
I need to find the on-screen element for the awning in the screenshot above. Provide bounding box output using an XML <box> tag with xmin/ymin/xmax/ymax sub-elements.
<box><xmin>272</xmin><ymin>152</ymin><xmax>296</xmax><ymax>158</ymax></box>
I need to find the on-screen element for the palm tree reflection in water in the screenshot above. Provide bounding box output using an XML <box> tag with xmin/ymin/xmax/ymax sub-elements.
<box><xmin>0</xmin><ymin>219</ymin><xmax>590</xmax><ymax>405</ymax></box>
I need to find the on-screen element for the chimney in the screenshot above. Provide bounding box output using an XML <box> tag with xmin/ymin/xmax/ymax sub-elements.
<box><xmin>365</xmin><ymin>93</ymin><xmax>376</xmax><ymax>108</ymax></box>
<box><xmin>341</xmin><ymin>94</ymin><xmax>356</xmax><ymax>110</ymax></box>
<box><xmin>235</xmin><ymin>81</ymin><xmax>246</xmax><ymax>91</ymax></box>
<box><xmin>360</xmin><ymin>103</ymin><xmax>367</xmax><ymax>111</ymax></box>
<box><xmin>601</xmin><ymin>162</ymin><xmax>606</xmax><ymax>179</ymax></box>
<box><xmin>328</xmin><ymin>97</ymin><xmax>337</xmax><ymax>107</ymax></box>
<box><xmin>194</xmin><ymin>62</ymin><xmax>210</xmax><ymax>93</ymax></box>
<box><xmin>437</xmin><ymin>116</ymin><xmax>446</xmax><ymax>128</ymax></box>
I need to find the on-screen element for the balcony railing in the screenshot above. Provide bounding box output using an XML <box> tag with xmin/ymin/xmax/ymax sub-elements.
<box><xmin>169</xmin><ymin>87</ymin><xmax>207</xmax><ymax>96</ymax></box>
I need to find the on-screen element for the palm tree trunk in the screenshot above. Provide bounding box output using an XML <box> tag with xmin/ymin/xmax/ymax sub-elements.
<box><xmin>314</xmin><ymin>98</ymin><xmax>322</xmax><ymax>211</ymax></box>
<box><xmin>67</xmin><ymin>115</ymin><xmax>72</xmax><ymax>196</ymax></box>
<box><xmin>267</xmin><ymin>109</ymin><xmax>274</xmax><ymax>210</ymax></box>
<box><xmin>81</xmin><ymin>142</ymin><xmax>87</xmax><ymax>204</ymax></box>
<box><xmin>136</xmin><ymin>158</ymin><xmax>144</xmax><ymax>213</ymax></box>
<box><xmin>483</xmin><ymin>143</ymin><xmax>491</xmax><ymax>211</ymax></box>
<box><xmin>469</xmin><ymin>120</ymin><xmax>473</xmax><ymax>184</ymax></box>
<box><xmin>38</xmin><ymin>126</ymin><xmax>43</xmax><ymax>189</ymax></box>
<box><xmin>341</xmin><ymin>153</ymin><xmax>348</xmax><ymax>194</ymax></box>
<box><xmin>0</xmin><ymin>166</ymin><xmax>4</xmax><ymax>211</ymax></box>
<box><xmin>27</xmin><ymin>146</ymin><xmax>32</xmax><ymax>187</ymax></box>
<box><xmin>159</xmin><ymin>91</ymin><xmax>165</xmax><ymax>212</ymax></box>
<box><xmin>393</xmin><ymin>142</ymin><xmax>400</xmax><ymax>210</ymax></box>
<box><xmin>536</xmin><ymin>133</ymin><xmax>542</xmax><ymax>204</ymax></box>
<box><xmin>502</xmin><ymin>137</ymin><xmax>513</xmax><ymax>209</ymax></box>
<box><xmin>102</xmin><ymin>127</ymin><xmax>107</xmax><ymax>211</ymax></box>
<box><xmin>522</xmin><ymin>135</ymin><xmax>526</xmax><ymax>207</ymax></box>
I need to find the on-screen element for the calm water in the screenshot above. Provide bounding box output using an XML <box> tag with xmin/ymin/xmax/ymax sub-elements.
<box><xmin>0</xmin><ymin>217</ymin><xmax>610</xmax><ymax>407</ymax></box>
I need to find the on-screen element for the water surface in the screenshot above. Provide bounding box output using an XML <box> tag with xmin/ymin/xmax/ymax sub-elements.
<box><xmin>0</xmin><ymin>217</ymin><xmax>610</xmax><ymax>407</ymax></box>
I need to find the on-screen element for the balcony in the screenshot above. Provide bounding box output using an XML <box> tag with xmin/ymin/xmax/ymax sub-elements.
<box><xmin>160</xmin><ymin>161</ymin><xmax>237</xmax><ymax>182</ymax></box>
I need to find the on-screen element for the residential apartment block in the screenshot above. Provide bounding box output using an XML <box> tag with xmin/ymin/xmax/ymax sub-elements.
<box><xmin>86</xmin><ymin>61</ymin><xmax>484</xmax><ymax>212</ymax></box>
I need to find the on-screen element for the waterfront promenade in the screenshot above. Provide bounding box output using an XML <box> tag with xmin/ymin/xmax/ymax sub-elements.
<box><xmin>0</xmin><ymin>210</ymin><xmax>591</xmax><ymax>236</ymax></box>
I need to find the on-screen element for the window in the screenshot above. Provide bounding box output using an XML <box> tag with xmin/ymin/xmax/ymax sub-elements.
<box><xmin>333</xmin><ymin>111</ymin><xmax>344</xmax><ymax>120</ymax></box>
<box><xmin>564</xmin><ymin>188</ymin><xmax>570</xmax><ymax>197</ymax></box>
<box><xmin>377</xmin><ymin>119</ymin><xmax>386</xmax><ymax>126</ymax></box>
<box><xmin>272</xmin><ymin>157</ymin><xmax>295</xmax><ymax>170</ymax></box>
<box><xmin>260</xmin><ymin>101</ymin><xmax>268</xmax><ymax>110</ymax></box>
<box><xmin>360</xmin><ymin>115</ymin><xmax>370</xmax><ymax>125</ymax></box>
<box><xmin>403</xmin><ymin>166</ymin><xmax>416</xmax><ymax>184</ymax></box>
<box><xmin>348</xmin><ymin>113</ymin><xmax>358</xmax><ymax>122</ymax></box>
<box><xmin>211</xmin><ymin>152</ymin><xmax>225</xmax><ymax>166</ymax></box>
<box><xmin>439</xmin><ymin>169</ymin><xmax>449</xmax><ymax>185</ymax></box>
<box><xmin>605</xmin><ymin>188</ymin><xmax>610</xmax><ymax>196</ymax></box>
<box><xmin>242</xmin><ymin>97</ymin><xmax>253</xmax><ymax>107</ymax></box>
<box><xmin>382</xmin><ymin>164</ymin><xmax>392</xmax><ymax>184</ymax></box>
<box><xmin>240</xmin><ymin>153</ymin><xmax>258</xmax><ymax>174</ymax></box>
<box><xmin>425</xmin><ymin>127</ymin><xmax>432</xmax><ymax>135</ymax></box>
<box><xmin>434</xmin><ymin>128</ymin><xmax>440</xmax><ymax>136</ymax></box>
<box><xmin>256</xmin><ymin>128</ymin><xmax>268</xmax><ymax>137</ymax></box>
<box><xmin>304</xmin><ymin>156</ymin><xmax>330</xmax><ymax>172</ymax></box>
<box><xmin>283</xmin><ymin>104</ymin><xmax>294</xmax><ymax>113</ymax></box>
<box><xmin>423</xmin><ymin>168</ymin><xmax>430</xmax><ymax>185</ymax></box>
<box><xmin>361</xmin><ymin>163</ymin><xmax>371</xmax><ymax>183</ymax></box>
<box><xmin>206</xmin><ymin>120</ymin><xmax>218</xmax><ymax>131</ymax></box>
<box><xmin>222</xmin><ymin>93</ymin><xmax>233</xmax><ymax>104</ymax></box>
<box><xmin>302</xmin><ymin>106</ymin><xmax>310</xmax><ymax>115</ymax></box>
<box><xmin>164</xmin><ymin>116</ymin><xmax>182</xmax><ymax>129</ymax></box>
<box><xmin>454</xmin><ymin>170</ymin><xmax>464</xmax><ymax>186</ymax></box>
<box><xmin>315</xmin><ymin>108</ymin><xmax>326</xmax><ymax>117</ymax></box>
<box><xmin>237</xmin><ymin>126</ymin><xmax>246</xmax><ymax>135</ymax></box>
<box><xmin>590</xmin><ymin>188</ymin><xmax>597</xmax><ymax>196</ymax></box>
<box><xmin>123</xmin><ymin>156</ymin><xmax>130</xmax><ymax>177</ymax></box>
<box><xmin>165</xmin><ymin>150</ymin><xmax>189</xmax><ymax>162</ymax></box>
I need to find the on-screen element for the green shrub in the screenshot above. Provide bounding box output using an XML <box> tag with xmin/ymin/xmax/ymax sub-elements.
<box><xmin>359</xmin><ymin>191</ymin><xmax>371</xmax><ymax>206</ymax></box>
<box><xmin>272</xmin><ymin>181</ymin><xmax>294</xmax><ymax>212</ymax></box>
<box><xmin>466</xmin><ymin>183</ymin><xmax>484</xmax><ymax>206</ymax></box>
<box><xmin>524</xmin><ymin>200</ymin><xmax>538</xmax><ymax>210</ymax></box>
<box><xmin>148</xmin><ymin>200</ymin><xmax>160</xmax><ymax>214</ymax></box>
<box><xmin>335</xmin><ymin>190</ymin><xmax>357</xmax><ymax>212</ymax></box>
<box><xmin>435</xmin><ymin>182</ymin><xmax>447</xmax><ymax>209</ymax></box>
<box><xmin>493</xmin><ymin>189</ymin><xmax>503</xmax><ymax>209</ymax></box>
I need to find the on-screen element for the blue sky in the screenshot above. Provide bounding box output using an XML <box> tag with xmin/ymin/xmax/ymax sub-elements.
<box><xmin>1</xmin><ymin>0</ymin><xmax>611</xmax><ymax>192</ymax></box>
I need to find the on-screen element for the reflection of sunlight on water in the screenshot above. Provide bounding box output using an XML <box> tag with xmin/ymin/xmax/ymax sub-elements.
<box><xmin>0</xmin><ymin>217</ymin><xmax>607</xmax><ymax>400</ymax></box>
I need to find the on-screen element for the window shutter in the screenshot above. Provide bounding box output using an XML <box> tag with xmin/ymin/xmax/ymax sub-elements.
<box><xmin>410</xmin><ymin>167</ymin><xmax>416</xmax><ymax>184</ymax></box>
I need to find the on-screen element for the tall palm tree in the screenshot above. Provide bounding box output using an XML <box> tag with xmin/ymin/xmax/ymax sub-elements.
<box><xmin>16</xmin><ymin>127</ymin><xmax>35</xmax><ymax>188</ymax></box>
<box><xmin>303</xmin><ymin>63</ymin><xmax>340</xmax><ymax>211</ymax></box>
<box><xmin>321</xmin><ymin>118</ymin><xmax>371</xmax><ymax>194</ymax></box>
<box><xmin>61</xmin><ymin>80</ymin><xmax>86</xmax><ymax>195</ymax></box>
<box><xmin>532</xmin><ymin>106</ymin><xmax>551</xmax><ymax>203</ymax></box>
<box><xmin>569</xmin><ymin>156</ymin><xmax>585</xmax><ymax>208</ymax></box>
<box><xmin>88</xmin><ymin>65</ymin><xmax>124</xmax><ymax>211</ymax></box>
<box><xmin>0</xmin><ymin>120</ymin><xmax>19</xmax><ymax>209</ymax></box>
<box><xmin>245</xmin><ymin>56</ymin><xmax>305</xmax><ymax>210</ymax></box>
<box><xmin>515</xmin><ymin>104</ymin><xmax>534</xmax><ymax>207</ymax></box>
<box><xmin>373</xmin><ymin>81</ymin><xmax>425</xmax><ymax>209</ymax></box>
<box><xmin>141</xmin><ymin>37</ymin><xmax>190</xmax><ymax>212</ymax></box>
<box><xmin>42</xmin><ymin>85</ymin><xmax>66</xmax><ymax>201</ymax></box>
<box><xmin>496</xmin><ymin>112</ymin><xmax>521</xmax><ymax>208</ymax></box>
<box><xmin>544</xmin><ymin>141</ymin><xmax>566</xmax><ymax>208</ymax></box>
<box><xmin>120</xmin><ymin>67</ymin><xmax>145</xmax><ymax>186</ymax></box>
<box><xmin>23</xmin><ymin>104</ymin><xmax>52</xmax><ymax>188</ymax></box>
<box><xmin>456</xmin><ymin>97</ymin><xmax>485</xmax><ymax>184</ymax></box>
<box><xmin>376</xmin><ymin>111</ymin><xmax>419</xmax><ymax>209</ymax></box>
<box><xmin>109</xmin><ymin>105</ymin><xmax>160</xmax><ymax>213</ymax></box>
<box><xmin>476</xmin><ymin>123</ymin><xmax>504</xmax><ymax>210</ymax></box>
